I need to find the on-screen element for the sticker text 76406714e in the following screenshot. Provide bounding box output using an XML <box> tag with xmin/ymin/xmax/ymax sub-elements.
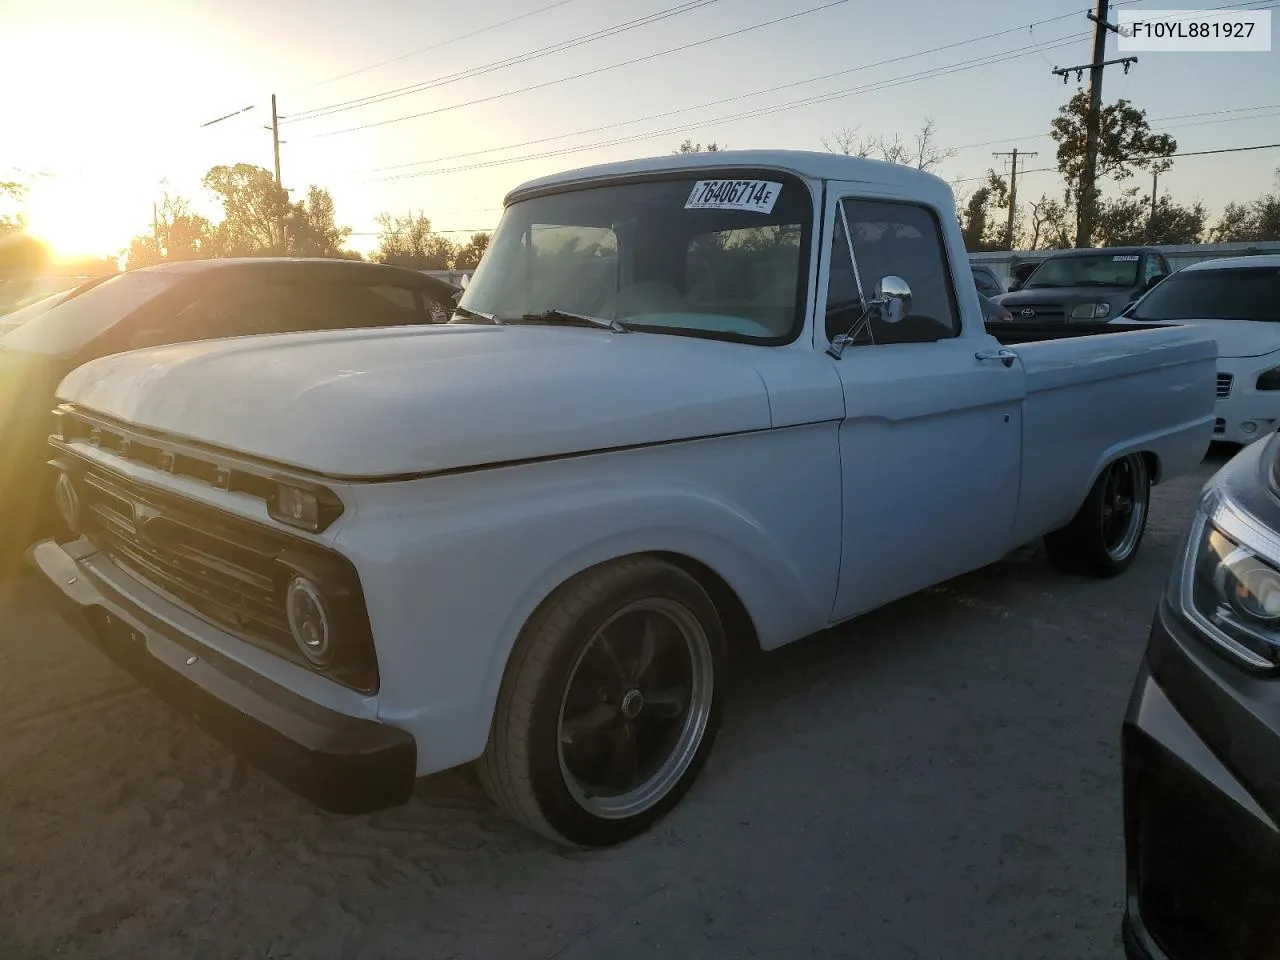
<box><xmin>685</xmin><ymin>180</ymin><xmax>783</xmax><ymax>214</ymax></box>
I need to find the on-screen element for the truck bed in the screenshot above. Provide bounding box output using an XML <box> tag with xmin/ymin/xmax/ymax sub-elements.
<box><xmin>992</xmin><ymin>319</ymin><xmax>1217</xmax><ymax>547</ymax></box>
<box><xmin>985</xmin><ymin>321</ymin><xmax>1171</xmax><ymax>344</ymax></box>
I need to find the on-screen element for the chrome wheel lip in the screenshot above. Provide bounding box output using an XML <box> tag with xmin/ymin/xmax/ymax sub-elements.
<box><xmin>1103</xmin><ymin>455</ymin><xmax>1149</xmax><ymax>562</ymax></box>
<box><xmin>556</xmin><ymin>597</ymin><xmax>714</xmax><ymax>821</ymax></box>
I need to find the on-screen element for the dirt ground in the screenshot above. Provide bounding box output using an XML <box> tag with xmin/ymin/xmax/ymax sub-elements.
<box><xmin>0</xmin><ymin>455</ymin><xmax>1221</xmax><ymax>960</ymax></box>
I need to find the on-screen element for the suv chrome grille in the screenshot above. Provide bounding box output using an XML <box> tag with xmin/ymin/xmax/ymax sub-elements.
<box><xmin>1217</xmin><ymin>373</ymin><xmax>1233</xmax><ymax>399</ymax></box>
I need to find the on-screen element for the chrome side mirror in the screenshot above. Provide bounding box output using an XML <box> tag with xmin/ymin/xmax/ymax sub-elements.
<box><xmin>826</xmin><ymin>275</ymin><xmax>914</xmax><ymax>360</ymax></box>
<box><xmin>873</xmin><ymin>276</ymin><xmax>911</xmax><ymax>324</ymax></box>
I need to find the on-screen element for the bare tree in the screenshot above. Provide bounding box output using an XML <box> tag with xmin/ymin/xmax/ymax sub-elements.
<box><xmin>821</xmin><ymin>126</ymin><xmax>873</xmax><ymax>158</ymax></box>
<box><xmin>822</xmin><ymin>118</ymin><xmax>956</xmax><ymax>172</ymax></box>
<box><xmin>906</xmin><ymin>117</ymin><xmax>957</xmax><ymax>172</ymax></box>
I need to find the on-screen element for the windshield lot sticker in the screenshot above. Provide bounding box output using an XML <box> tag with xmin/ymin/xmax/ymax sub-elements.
<box><xmin>1112</xmin><ymin>255</ymin><xmax>1140</xmax><ymax>261</ymax></box>
<box><xmin>685</xmin><ymin>180</ymin><xmax>782</xmax><ymax>214</ymax></box>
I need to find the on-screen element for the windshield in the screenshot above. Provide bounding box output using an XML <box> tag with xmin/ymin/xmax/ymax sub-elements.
<box><xmin>456</xmin><ymin>171</ymin><xmax>814</xmax><ymax>343</ymax></box>
<box><xmin>1025</xmin><ymin>253</ymin><xmax>1141</xmax><ymax>288</ymax></box>
<box><xmin>0</xmin><ymin>272</ymin><xmax>180</xmax><ymax>356</ymax></box>
<box><xmin>1130</xmin><ymin>266</ymin><xmax>1280</xmax><ymax>322</ymax></box>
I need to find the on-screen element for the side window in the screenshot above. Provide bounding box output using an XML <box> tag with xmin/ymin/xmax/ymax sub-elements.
<box><xmin>841</xmin><ymin>199</ymin><xmax>960</xmax><ymax>344</ymax></box>
<box><xmin>171</xmin><ymin>284</ymin><xmax>312</xmax><ymax>341</ymax></box>
<box><xmin>1141</xmin><ymin>257</ymin><xmax>1161</xmax><ymax>284</ymax></box>
<box><xmin>824</xmin><ymin>207</ymin><xmax>865</xmax><ymax>344</ymax></box>
<box><xmin>971</xmin><ymin>269</ymin><xmax>994</xmax><ymax>297</ymax></box>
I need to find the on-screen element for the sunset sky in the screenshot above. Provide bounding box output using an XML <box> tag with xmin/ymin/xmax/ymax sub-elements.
<box><xmin>3</xmin><ymin>0</ymin><xmax>1278</xmax><ymax>260</ymax></box>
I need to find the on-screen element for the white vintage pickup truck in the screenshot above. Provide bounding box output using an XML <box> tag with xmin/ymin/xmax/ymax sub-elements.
<box><xmin>28</xmin><ymin>151</ymin><xmax>1216</xmax><ymax>847</ymax></box>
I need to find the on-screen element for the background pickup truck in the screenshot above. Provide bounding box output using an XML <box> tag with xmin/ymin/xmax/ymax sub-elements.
<box><xmin>27</xmin><ymin>150</ymin><xmax>1216</xmax><ymax>848</ymax></box>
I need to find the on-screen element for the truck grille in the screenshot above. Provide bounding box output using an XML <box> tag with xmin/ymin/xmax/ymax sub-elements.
<box><xmin>79</xmin><ymin>467</ymin><xmax>294</xmax><ymax>649</ymax></box>
<box><xmin>1011</xmin><ymin>303</ymin><xmax>1065</xmax><ymax>322</ymax></box>
<box><xmin>1217</xmin><ymin>373</ymin><xmax>1233</xmax><ymax>399</ymax></box>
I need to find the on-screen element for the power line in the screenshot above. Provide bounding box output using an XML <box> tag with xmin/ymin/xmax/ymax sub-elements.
<box><xmin>362</xmin><ymin>10</ymin><xmax>1096</xmax><ymax>171</ymax></box>
<box><xmin>300</xmin><ymin>7</ymin><xmax>1087</xmax><ymax>143</ymax></box>
<box><xmin>363</xmin><ymin>33</ymin><xmax>1086</xmax><ymax>183</ymax></box>
<box><xmin>302</xmin><ymin>0</ymin><xmax>584</xmax><ymax>91</ymax></box>
<box><xmin>951</xmin><ymin>141</ymin><xmax>1280</xmax><ymax>184</ymax></box>
<box><xmin>199</xmin><ymin>104</ymin><xmax>257</xmax><ymax>128</ymax></box>
<box><xmin>283</xmin><ymin>0</ymin><xmax>730</xmax><ymax>124</ymax></box>
<box><xmin>949</xmin><ymin>101</ymin><xmax>1280</xmax><ymax>154</ymax></box>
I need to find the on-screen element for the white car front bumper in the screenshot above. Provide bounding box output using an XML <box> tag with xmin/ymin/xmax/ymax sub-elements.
<box><xmin>1214</xmin><ymin>354</ymin><xmax>1280</xmax><ymax>444</ymax></box>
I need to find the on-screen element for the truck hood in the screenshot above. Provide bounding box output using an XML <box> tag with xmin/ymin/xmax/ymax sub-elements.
<box><xmin>55</xmin><ymin>324</ymin><xmax>775</xmax><ymax>478</ymax></box>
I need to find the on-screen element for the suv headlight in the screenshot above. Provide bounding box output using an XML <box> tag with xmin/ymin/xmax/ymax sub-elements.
<box><xmin>1070</xmin><ymin>302</ymin><xmax>1111</xmax><ymax>320</ymax></box>
<box><xmin>1257</xmin><ymin>367</ymin><xmax>1280</xmax><ymax>391</ymax></box>
<box><xmin>1176</xmin><ymin>491</ymin><xmax>1280</xmax><ymax>669</ymax></box>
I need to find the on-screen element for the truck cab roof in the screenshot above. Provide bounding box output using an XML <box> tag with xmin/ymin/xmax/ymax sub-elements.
<box><xmin>505</xmin><ymin>150</ymin><xmax>956</xmax><ymax>211</ymax></box>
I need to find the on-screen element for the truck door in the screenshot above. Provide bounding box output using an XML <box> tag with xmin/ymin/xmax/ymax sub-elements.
<box><xmin>821</xmin><ymin>189</ymin><xmax>1027</xmax><ymax>623</ymax></box>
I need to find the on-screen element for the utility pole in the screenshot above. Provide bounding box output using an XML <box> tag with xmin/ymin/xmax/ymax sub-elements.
<box><xmin>993</xmin><ymin>148</ymin><xmax>1038</xmax><ymax>250</ymax></box>
<box><xmin>1051</xmin><ymin>0</ymin><xmax>1137</xmax><ymax>248</ymax></box>
<box><xmin>270</xmin><ymin>94</ymin><xmax>285</xmax><ymax>252</ymax></box>
<box><xmin>1147</xmin><ymin>168</ymin><xmax>1159</xmax><ymax>241</ymax></box>
<box><xmin>152</xmin><ymin>201</ymin><xmax>160</xmax><ymax>257</ymax></box>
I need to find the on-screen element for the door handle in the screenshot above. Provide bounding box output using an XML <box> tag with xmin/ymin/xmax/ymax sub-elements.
<box><xmin>975</xmin><ymin>348</ymin><xmax>1017</xmax><ymax>368</ymax></box>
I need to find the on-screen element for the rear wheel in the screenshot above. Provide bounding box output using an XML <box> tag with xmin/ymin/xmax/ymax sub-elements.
<box><xmin>477</xmin><ymin>556</ymin><xmax>725</xmax><ymax>847</ymax></box>
<box><xmin>1045</xmin><ymin>453</ymin><xmax>1151</xmax><ymax>578</ymax></box>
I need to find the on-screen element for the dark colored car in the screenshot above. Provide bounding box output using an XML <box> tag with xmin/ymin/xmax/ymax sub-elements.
<box><xmin>998</xmin><ymin>247</ymin><xmax>1171</xmax><ymax>322</ymax></box>
<box><xmin>0</xmin><ymin>258</ymin><xmax>458</xmax><ymax>563</ymax></box>
<box><xmin>970</xmin><ymin>263</ymin><xmax>1004</xmax><ymax>298</ymax></box>
<box><xmin>1122</xmin><ymin>433</ymin><xmax>1280</xmax><ymax>959</ymax></box>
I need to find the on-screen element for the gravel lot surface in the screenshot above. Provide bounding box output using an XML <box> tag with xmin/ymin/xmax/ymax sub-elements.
<box><xmin>0</xmin><ymin>454</ymin><xmax>1224</xmax><ymax>960</ymax></box>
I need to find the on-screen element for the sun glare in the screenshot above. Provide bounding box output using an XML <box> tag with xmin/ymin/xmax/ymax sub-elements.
<box><xmin>24</xmin><ymin>192</ymin><xmax>134</xmax><ymax>263</ymax></box>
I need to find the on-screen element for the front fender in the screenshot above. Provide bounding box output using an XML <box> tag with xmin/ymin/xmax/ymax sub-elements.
<box><xmin>335</xmin><ymin>427</ymin><xmax>841</xmax><ymax>775</ymax></box>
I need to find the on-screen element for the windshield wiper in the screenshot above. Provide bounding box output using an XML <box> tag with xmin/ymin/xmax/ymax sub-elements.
<box><xmin>516</xmin><ymin>309</ymin><xmax>630</xmax><ymax>334</ymax></box>
<box><xmin>452</xmin><ymin>305</ymin><xmax>503</xmax><ymax>325</ymax></box>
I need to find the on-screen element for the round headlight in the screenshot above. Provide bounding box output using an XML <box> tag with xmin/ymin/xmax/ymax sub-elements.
<box><xmin>54</xmin><ymin>472</ymin><xmax>80</xmax><ymax>532</ymax></box>
<box><xmin>286</xmin><ymin>577</ymin><xmax>332</xmax><ymax>667</ymax></box>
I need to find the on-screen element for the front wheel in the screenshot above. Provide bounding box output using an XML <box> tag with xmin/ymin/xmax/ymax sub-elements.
<box><xmin>1045</xmin><ymin>453</ymin><xmax>1151</xmax><ymax>578</ymax></box>
<box><xmin>477</xmin><ymin>557</ymin><xmax>725</xmax><ymax>847</ymax></box>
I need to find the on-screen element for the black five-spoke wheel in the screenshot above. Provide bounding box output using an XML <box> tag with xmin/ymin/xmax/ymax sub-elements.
<box><xmin>478</xmin><ymin>557</ymin><xmax>726</xmax><ymax>847</ymax></box>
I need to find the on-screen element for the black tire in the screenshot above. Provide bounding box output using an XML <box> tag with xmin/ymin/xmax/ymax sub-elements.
<box><xmin>1044</xmin><ymin>453</ymin><xmax>1151</xmax><ymax>578</ymax></box>
<box><xmin>476</xmin><ymin>556</ymin><xmax>726</xmax><ymax>847</ymax></box>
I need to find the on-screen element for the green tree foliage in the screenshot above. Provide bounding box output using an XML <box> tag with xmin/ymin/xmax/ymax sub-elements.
<box><xmin>203</xmin><ymin>163</ymin><xmax>290</xmax><ymax>254</ymax></box>
<box><xmin>1022</xmin><ymin>194</ymin><xmax>1073</xmax><ymax>250</ymax></box>
<box><xmin>958</xmin><ymin>171</ymin><xmax>1011</xmax><ymax>251</ymax></box>
<box><xmin>1210</xmin><ymin>171</ymin><xmax>1280</xmax><ymax>242</ymax></box>
<box><xmin>674</xmin><ymin>140</ymin><xmax>724</xmax><ymax>154</ymax></box>
<box><xmin>453</xmin><ymin>232</ymin><xmax>491</xmax><ymax>270</ymax></box>
<box><xmin>1050</xmin><ymin>92</ymin><xmax>1177</xmax><ymax>245</ymax></box>
<box><xmin>125</xmin><ymin>168</ymin><xmax>355</xmax><ymax>267</ymax></box>
<box><xmin>0</xmin><ymin>179</ymin><xmax>26</xmax><ymax>236</ymax></box>
<box><xmin>287</xmin><ymin>185</ymin><xmax>352</xmax><ymax>257</ymax></box>
<box><xmin>374</xmin><ymin>211</ymin><xmax>456</xmax><ymax>269</ymax></box>
<box><xmin>126</xmin><ymin>190</ymin><xmax>216</xmax><ymax>269</ymax></box>
<box><xmin>1092</xmin><ymin>187</ymin><xmax>1206</xmax><ymax>246</ymax></box>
